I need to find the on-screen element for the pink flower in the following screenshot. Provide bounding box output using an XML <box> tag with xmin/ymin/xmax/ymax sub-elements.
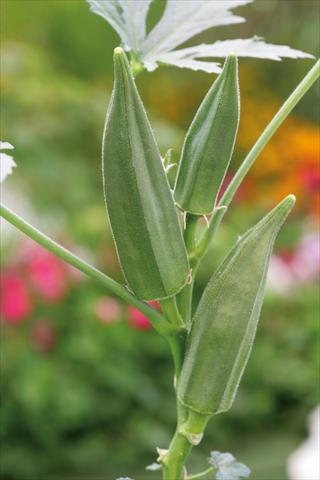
<box><xmin>217</xmin><ymin>174</ymin><xmax>232</xmax><ymax>204</ymax></box>
<box><xmin>26</xmin><ymin>246</ymin><xmax>68</xmax><ymax>303</ymax></box>
<box><xmin>217</xmin><ymin>174</ymin><xmax>253</xmax><ymax>204</ymax></box>
<box><xmin>31</xmin><ymin>319</ymin><xmax>56</xmax><ymax>353</ymax></box>
<box><xmin>291</xmin><ymin>233</ymin><xmax>320</xmax><ymax>283</ymax></box>
<box><xmin>267</xmin><ymin>232</ymin><xmax>320</xmax><ymax>294</ymax></box>
<box><xmin>127</xmin><ymin>301</ymin><xmax>159</xmax><ymax>330</ymax></box>
<box><xmin>95</xmin><ymin>297</ymin><xmax>120</xmax><ymax>325</ymax></box>
<box><xmin>0</xmin><ymin>271</ymin><xmax>32</xmax><ymax>324</ymax></box>
<box><xmin>301</xmin><ymin>166</ymin><xmax>320</xmax><ymax>194</ymax></box>
<box><xmin>267</xmin><ymin>255</ymin><xmax>295</xmax><ymax>294</ymax></box>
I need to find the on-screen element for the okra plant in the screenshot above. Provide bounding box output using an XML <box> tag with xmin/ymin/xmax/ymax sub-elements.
<box><xmin>1</xmin><ymin>1</ymin><xmax>319</xmax><ymax>479</ymax></box>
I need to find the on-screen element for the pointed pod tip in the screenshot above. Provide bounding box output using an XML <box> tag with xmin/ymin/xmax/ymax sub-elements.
<box><xmin>224</xmin><ymin>53</ymin><xmax>238</xmax><ymax>65</ymax></box>
<box><xmin>286</xmin><ymin>193</ymin><xmax>296</xmax><ymax>203</ymax></box>
<box><xmin>282</xmin><ymin>194</ymin><xmax>296</xmax><ymax>209</ymax></box>
<box><xmin>221</xmin><ymin>53</ymin><xmax>238</xmax><ymax>78</ymax></box>
<box><xmin>113</xmin><ymin>47</ymin><xmax>127</xmax><ymax>66</ymax></box>
<box><xmin>113</xmin><ymin>47</ymin><xmax>131</xmax><ymax>80</ymax></box>
<box><xmin>114</xmin><ymin>47</ymin><xmax>124</xmax><ymax>56</ymax></box>
<box><xmin>267</xmin><ymin>194</ymin><xmax>296</xmax><ymax>228</ymax></box>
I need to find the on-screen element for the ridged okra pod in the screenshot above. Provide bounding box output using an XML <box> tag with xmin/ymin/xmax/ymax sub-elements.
<box><xmin>178</xmin><ymin>195</ymin><xmax>295</xmax><ymax>415</ymax></box>
<box><xmin>174</xmin><ymin>55</ymin><xmax>240</xmax><ymax>215</ymax></box>
<box><xmin>102</xmin><ymin>48</ymin><xmax>189</xmax><ymax>301</ymax></box>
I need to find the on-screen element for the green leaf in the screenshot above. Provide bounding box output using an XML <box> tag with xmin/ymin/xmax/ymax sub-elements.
<box><xmin>177</xmin><ymin>195</ymin><xmax>295</xmax><ymax>415</ymax></box>
<box><xmin>102</xmin><ymin>48</ymin><xmax>189</xmax><ymax>301</ymax></box>
<box><xmin>174</xmin><ymin>55</ymin><xmax>240</xmax><ymax>215</ymax></box>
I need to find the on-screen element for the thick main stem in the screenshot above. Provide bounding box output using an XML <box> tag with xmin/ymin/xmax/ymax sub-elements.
<box><xmin>163</xmin><ymin>409</ymin><xmax>209</xmax><ymax>479</ymax></box>
<box><xmin>163</xmin><ymin>431</ymin><xmax>192</xmax><ymax>480</ymax></box>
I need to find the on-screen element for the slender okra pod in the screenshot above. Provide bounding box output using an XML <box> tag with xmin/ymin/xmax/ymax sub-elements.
<box><xmin>174</xmin><ymin>55</ymin><xmax>240</xmax><ymax>215</ymax></box>
<box><xmin>103</xmin><ymin>48</ymin><xmax>190</xmax><ymax>301</ymax></box>
<box><xmin>178</xmin><ymin>195</ymin><xmax>296</xmax><ymax>417</ymax></box>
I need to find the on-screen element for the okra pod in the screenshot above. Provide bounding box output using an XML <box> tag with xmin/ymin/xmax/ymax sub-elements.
<box><xmin>103</xmin><ymin>48</ymin><xmax>189</xmax><ymax>300</ymax></box>
<box><xmin>174</xmin><ymin>55</ymin><xmax>239</xmax><ymax>215</ymax></box>
<box><xmin>178</xmin><ymin>195</ymin><xmax>295</xmax><ymax>415</ymax></box>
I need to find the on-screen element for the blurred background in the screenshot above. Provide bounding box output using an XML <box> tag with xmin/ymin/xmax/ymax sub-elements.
<box><xmin>0</xmin><ymin>1</ymin><xmax>319</xmax><ymax>479</ymax></box>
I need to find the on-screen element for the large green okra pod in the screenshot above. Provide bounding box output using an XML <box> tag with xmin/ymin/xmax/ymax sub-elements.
<box><xmin>178</xmin><ymin>195</ymin><xmax>295</xmax><ymax>415</ymax></box>
<box><xmin>174</xmin><ymin>55</ymin><xmax>239</xmax><ymax>215</ymax></box>
<box><xmin>103</xmin><ymin>48</ymin><xmax>189</xmax><ymax>301</ymax></box>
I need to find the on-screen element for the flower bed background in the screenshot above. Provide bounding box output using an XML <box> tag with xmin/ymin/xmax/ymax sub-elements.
<box><xmin>1</xmin><ymin>1</ymin><xmax>319</xmax><ymax>479</ymax></box>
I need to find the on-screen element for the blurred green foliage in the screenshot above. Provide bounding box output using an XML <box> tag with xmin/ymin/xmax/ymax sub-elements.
<box><xmin>1</xmin><ymin>1</ymin><xmax>319</xmax><ymax>479</ymax></box>
<box><xmin>1</xmin><ymin>274</ymin><xmax>318</xmax><ymax>479</ymax></box>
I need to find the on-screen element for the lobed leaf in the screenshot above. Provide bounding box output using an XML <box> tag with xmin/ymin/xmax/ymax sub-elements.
<box><xmin>186</xmin><ymin>37</ymin><xmax>315</xmax><ymax>61</ymax></box>
<box><xmin>141</xmin><ymin>0</ymin><xmax>251</xmax><ymax>71</ymax></box>
<box><xmin>157</xmin><ymin>37</ymin><xmax>314</xmax><ymax>72</ymax></box>
<box><xmin>87</xmin><ymin>0</ymin><xmax>313</xmax><ymax>73</ymax></box>
<box><xmin>86</xmin><ymin>0</ymin><xmax>152</xmax><ymax>52</ymax></box>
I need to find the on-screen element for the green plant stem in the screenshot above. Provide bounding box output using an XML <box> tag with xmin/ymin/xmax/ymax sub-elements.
<box><xmin>191</xmin><ymin>206</ymin><xmax>227</xmax><ymax>261</ymax></box>
<box><xmin>176</xmin><ymin>214</ymin><xmax>199</xmax><ymax>325</ymax></box>
<box><xmin>184</xmin><ymin>214</ymin><xmax>199</xmax><ymax>254</ymax></box>
<box><xmin>161</xmin><ymin>229</ymin><xmax>206</xmax><ymax>479</ymax></box>
<box><xmin>176</xmin><ymin>283</ymin><xmax>193</xmax><ymax>329</ymax></box>
<box><xmin>160</xmin><ymin>297</ymin><xmax>187</xmax><ymax>379</ymax></box>
<box><xmin>187</xmin><ymin>467</ymin><xmax>215</xmax><ymax>479</ymax></box>
<box><xmin>219</xmin><ymin>59</ymin><xmax>320</xmax><ymax>208</ymax></box>
<box><xmin>163</xmin><ymin>431</ymin><xmax>193</xmax><ymax>480</ymax></box>
<box><xmin>164</xmin><ymin>62</ymin><xmax>320</xmax><ymax>477</ymax></box>
<box><xmin>161</xmin><ymin>297</ymin><xmax>185</xmax><ymax>327</ymax></box>
<box><xmin>0</xmin><ymin>202</ymin><xmax>175</xmax><ymax>337</ymax></box>
<box><xmin>167</xmin><ymin>334</ymin><xmax>185</xmax><ymax>380</ymax></box>
<box><xmin>163</xmin><ymin>409</ymin><xmax>209</xmax><ymax>480</ymax></box>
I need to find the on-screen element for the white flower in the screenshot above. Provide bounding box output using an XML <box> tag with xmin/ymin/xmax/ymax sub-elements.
<box><xmin>0</xmin><ymin>141</ymin><xmax>16</xmax><ymax>183</ymax></box>
<box><xmin>267</xmin><ymin>231</ymin><xmax>320</xmax><ymax>294</ymax></box>
<box><xmin>267</xmin><ymin>255</ymin><xmax>295</xmax><ymax>294</ymax></box>
<box><xmin>287</xmin><ymin>406</ymin><xmax>320</xmax><ymax>480</ymax></box>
